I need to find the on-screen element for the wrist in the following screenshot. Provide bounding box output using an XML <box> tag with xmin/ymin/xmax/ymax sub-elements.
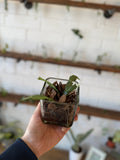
<box><xmin>21</xmin><ymin>136</ymin><xmax>41</xmax><ymax>158</ymax></box>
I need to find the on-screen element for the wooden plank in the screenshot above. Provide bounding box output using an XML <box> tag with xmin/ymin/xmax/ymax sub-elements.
<box><xmin>79</xmin><ymin>104</ymin><xmax>120</xmax><ymax>121</ymax></box>
<box><xmin>39</xmin><ymin>148</ymin><xmax>68</xmax><ymax>160</ymax></box>
<box><xmin>1</xmin><ymin>92</ymin><xmax>120</xmax><ymax>121</ymax></box>
<box><xmin>27</xmin><ymin>0</ymin><xmax>120</xmax><ymax>12</ymax></box>
<box><xmin>0</xmin><ymin>144</ymin><xmax>5</xmax><ymax>154</ymax></box>
<box><xmin>0</xmin><ymin>51</ymin><xmax>120</xmax><ymax>73</ymax></box>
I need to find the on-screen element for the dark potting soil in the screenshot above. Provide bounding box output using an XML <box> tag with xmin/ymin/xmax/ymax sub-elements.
<box><xmin>41</xmin><ymin>81</ymin><xmax>77</xmax><ymax>127</ymax></box>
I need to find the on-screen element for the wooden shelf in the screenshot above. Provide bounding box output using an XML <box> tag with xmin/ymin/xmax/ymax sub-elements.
<box><xmin>0</xmin><ymin>51</ymin><xmax>120</xmax><ymax>73</ymax></box>
<box><xmin>1</xmin><ymin>92</ymin><xmax>120</xmax><ymax>121</ymax></box>
<box><xmin>27</xmin><ymin>0</ymin><xmax>120</xmax><ymax>12</ymax></box>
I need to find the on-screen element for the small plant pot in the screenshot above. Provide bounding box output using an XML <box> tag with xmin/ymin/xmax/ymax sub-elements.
<box><xmin>69</xmin><ymin>148</ymin><xmax>83</xmax><ymax>160</ymax></box>
<box><xmin>106</xmin><ymin>137</ymin><xmax>116</xmax><ymax>149</ymax></box>
<box><xmin>40</xmin><ymin>77</ymin><xmax>79</xmax><ymax>127</ymax></box>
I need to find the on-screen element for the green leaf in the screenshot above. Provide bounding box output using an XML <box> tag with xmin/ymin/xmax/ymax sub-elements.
<box><xmin>38</xmin><ymin>77</ymin><xmax>59</xmax><ymax>92</ymax></box>
<box><xmin>64</xmin><ymin>75</ymin><xmax>79</xmax><ymax>95</ymax></box>
<box><xmin>65</xmin><ymin>84</ymin><xmax>77</xmax><ymax>95</ymax></box>
<box><xmin>0</xmin><ymin>88</ymin><xmax>8</xmax><ymax>96</ymax></box>
<box><xmin>5</xmin><ymin>43</ymin><xmax>9</xmax><ymax>49</ymax></box>
<box><xmin>1</xmin><ymin>43</ymin><xmax>9</xmax><ymax>53</ymax></box>
<box><xmin>76</xmin><ymin>129</ymin><xmax>94</xmax><ymax>144</ymax></box>
<box><xmin>66</xmin><ymin>5</ymin><xmax>70</xmax><ymax>12</ymax></box>
<box><xmin>72</xmin><ymin>51</ymin><xmax>78</xmax><ymax>62</ymax></box>
<box><xmin>4</xmin><ymin>132</ymin><xmax>14</xmax><ymax>139</ymax></box>
<box><xmin>72</xmin><ymin>143</ymin><xmax>80</xmax><ymax>152</ymax></box>
<box><xmin>113</xmin><ymin>130</ymin><xmax>120</xmax><ymax>144</ymax></box>
<box><xmin>0</xmin><ymin>133</ymin><xmax>4</xmax><ymax>140</ymax></box>
<box><xmin>69</xmin><ymin>75</ymin><xmax>80</xmax><ymax>81</ymax></box>
<box><xmin>1</xmin><ymin>49</ymin><xmax>6</xmax><ymax>53</ymax></box>
<box><xmin>69</xmin><ymin>129</ymin><xmax>77</xmax><ymax>144</ymax></box>
<box><xmin>72</xmin><ymin>29</ymin><xmax>83</xmax><ymax>39</ymax></box>
<box><xmin>20</xmin><ymin>95</ymin><xmax>54</xmax><ymax>102</ymax></box>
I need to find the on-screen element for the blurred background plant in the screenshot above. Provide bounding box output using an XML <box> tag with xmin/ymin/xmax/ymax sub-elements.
<box><xmin>4</xmin><ymin>0</ymin><xmax>8</xmax><ymax>10</ymax></box>
<box><xmin>0</xmin><ymin>121</ymin><xmax>23</xmax><ymax>148</ymax></box>
<box><xmin>96</xmin><ymin>53</ymin><xmax>107</xmax><ymax>65</ymax></box>
<box><xmin>67</xmin><ymin>128</ymin><xmax>94</xmax><ymax>153</ymax></box>
<box><xmin>113</xmin><ymin>130</ymin><xmax>120</xmax><ymax>144</ymax></box>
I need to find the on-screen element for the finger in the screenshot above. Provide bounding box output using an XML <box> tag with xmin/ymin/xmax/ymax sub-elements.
<box><xmin>74</xmin><ymin>114</ymin><xmax>78</xmax><ymax>121</ymax></box>
<box><xmin>76</xmin><ymin>107</ymin><xmax>80</xmax><ymax>113</ymax></box>
<box><xmin>34</xmin><ymin>103</ymin><xmax>41</xmax><ymax>116</ymax></box>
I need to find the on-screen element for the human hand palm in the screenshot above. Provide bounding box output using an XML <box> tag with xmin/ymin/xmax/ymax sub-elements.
<box><xmin>22</xmin><ymin>103</ymin><xmax>69</xmax><ymax>158</ymax></box>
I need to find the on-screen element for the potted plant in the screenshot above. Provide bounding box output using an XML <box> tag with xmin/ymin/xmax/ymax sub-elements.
<box><xmin>0</xmin><ymin>121</ymin><xmax>23</xmax><ymax>148</ymax></box>
<box><xmin>21</xmin><ymin>75</ymin><xmax>80</xmax><ymax>127</ymax></box>
<box><xmin>106</xmin><ymin>130</ymin><xmax>120</xmax><ymax>149</ymax></box>
<box><xmin>106</xmin><ymin>137</ymin><xmax>116</xmax><ymax>149</ymax></box>
<box><xmin>67</xmin><ymin>128</ymin><xmax>94</xmax><ymax>160</ymax></box>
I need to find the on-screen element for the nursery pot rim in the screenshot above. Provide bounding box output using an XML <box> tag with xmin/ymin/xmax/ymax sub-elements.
<box><xmin>71</xmin><ymin>146</ymin><xmax>82</xmax><ymax>153</ymax></box>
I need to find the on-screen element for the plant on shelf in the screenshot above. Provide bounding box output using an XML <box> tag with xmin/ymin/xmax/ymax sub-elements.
<box><xmin>72</xmin><ymin>29</ymin><xmax>83</xmax><ymax>39</ymax></box>
<box><xmin>114</xmin><ymin>65</ymin><xmax>120</xmax><ymax>69</ymax></box>
<box><xmin>41</xmin><ymin>45</ymin><xmax>48</xmax><ymax>58</ymax></box>
<box><xmin>66</xmin><ymin>5</ymin><xmax>70</xmax><ymax>12</ymax></box>
<box><xmin>55</xmin><ymin>51</ymin><xmax>64</xmax><ymax>61</ymax></box>
<box><xmin>96</xmin><ymin>53</ymin><xmax>107</xmax><ymax>65</ymax></box>
<box><xmin>0</xmin><ymin>88</ymin><xmax>8</xmax><ymax>97</ymax></box>
<box><xmin>34</xmin><ymin>2</ymin><xmax>38</xmax><ymax>11</ymax></box>
<box><xmin>72</xmin><ymin>51</ymin><xmax>78</xmax><ymax>62</ymax></box>
<box><xmin>1</xmin><ymin>43</ymin><xmax>9</xmax><ymax>53</ymax></box>
<box><xmin>68</xmin><ymin>128</ymin><xmax>93</xmax><ymax>160</ymax></box>
<box><xmin>104</xmin><ymin>9</ymin><xmax>115</xmax><ymax>19</ymax></box>
<box><xmin>4</xmin><ymin>0</ymin><xmax>8</xmax><ymax>10</ymax></box>
<box><xmin>0</xmin><ymin>121</ymin><xmax>23</xmax><ymax>148</ymax></box>
<box><xmin>106</xmin><ymin>137</ymin><xmax>116</xmax><ymax>149</ymax></box>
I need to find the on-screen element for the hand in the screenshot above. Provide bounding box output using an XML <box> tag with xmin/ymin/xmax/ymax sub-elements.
<box><xmin>21</xmin><ymin>103</ymin><xmax>79</xmax><ymax>158</ymax></box>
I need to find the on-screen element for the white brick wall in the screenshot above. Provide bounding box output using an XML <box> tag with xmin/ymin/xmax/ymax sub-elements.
<box><xmin>0</xmin><ymin>0</ymin><xmax>120</xmax><ymax>151</ymax></box>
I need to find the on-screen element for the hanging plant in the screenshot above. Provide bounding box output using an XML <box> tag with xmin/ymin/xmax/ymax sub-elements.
<box><xmin>34</xmin><ymin>2</ymin><xmax>38</xmax><ymax>11</ymax></box>
<box><xmin>55</xmin><ymin>51</ymin><xmax>64</xmax><ymax>61</ymax></box>
<box><xmin>72</xmin><ymin>51</ymin><xmax>78</xmax><ymax>62</ymax></box>
<box><xmin>1</xmin><ymin>43</ymin><xmax>9</xmax><ymax>53</ymax></box>
<box><xmin>0</xmin><ymin>88</ymin><xmax>8</xmax><ymax>97</ymax></box>
<box><xmin>41</xmin><ymin>45</ymin><xmax>48</xmax><ymax>58</ymax></box>
<box><xmin>66</xmin><ymin>5</ymin><xmax>70</xmax><ymax>12</ymax></box>
<box><xmin>114</xmin><ymin>65</ymin><xmax>120</xmax><ymax>69</ymax></box>
<box><xmin>4</xmin><ymin>0</ymin><xmax>8</xmax><ymax>10</ymax></box>
<box><xmin>96</xmin><ymin>53</ymin><xmax>107</xmax><ymax>65</ymax></box>
<box><xmin>72</xmin><ymin>29</ymin><xmax>83</xmax><ymax>39</ymax></box>
<box><xmin>104</xmin><ymin>9</ymin><xmax>116</xmax><ymax>19</ymax></box>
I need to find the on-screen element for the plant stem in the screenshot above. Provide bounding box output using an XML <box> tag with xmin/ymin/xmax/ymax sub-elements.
<box><xmin>69</xmin><ymin>129</ymin><xmax>77</xmax><ymax>144</ymax></box>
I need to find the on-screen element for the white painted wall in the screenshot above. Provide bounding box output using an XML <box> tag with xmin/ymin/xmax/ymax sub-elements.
<box><xmin>0</xmin><ymin>0</ymin><xmax>120</xmax><ymax>152</ymax></box>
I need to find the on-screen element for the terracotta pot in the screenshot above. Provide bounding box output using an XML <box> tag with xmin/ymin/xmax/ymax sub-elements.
<box><xmin>69</xmin><ymin>148</ymin><xmax>83</xmax><ymax>160</ymax></box>
<box><xmin>106</xmin><ymin>137</ymin><xmax>116</xmax><ymax>149</ymax></box>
